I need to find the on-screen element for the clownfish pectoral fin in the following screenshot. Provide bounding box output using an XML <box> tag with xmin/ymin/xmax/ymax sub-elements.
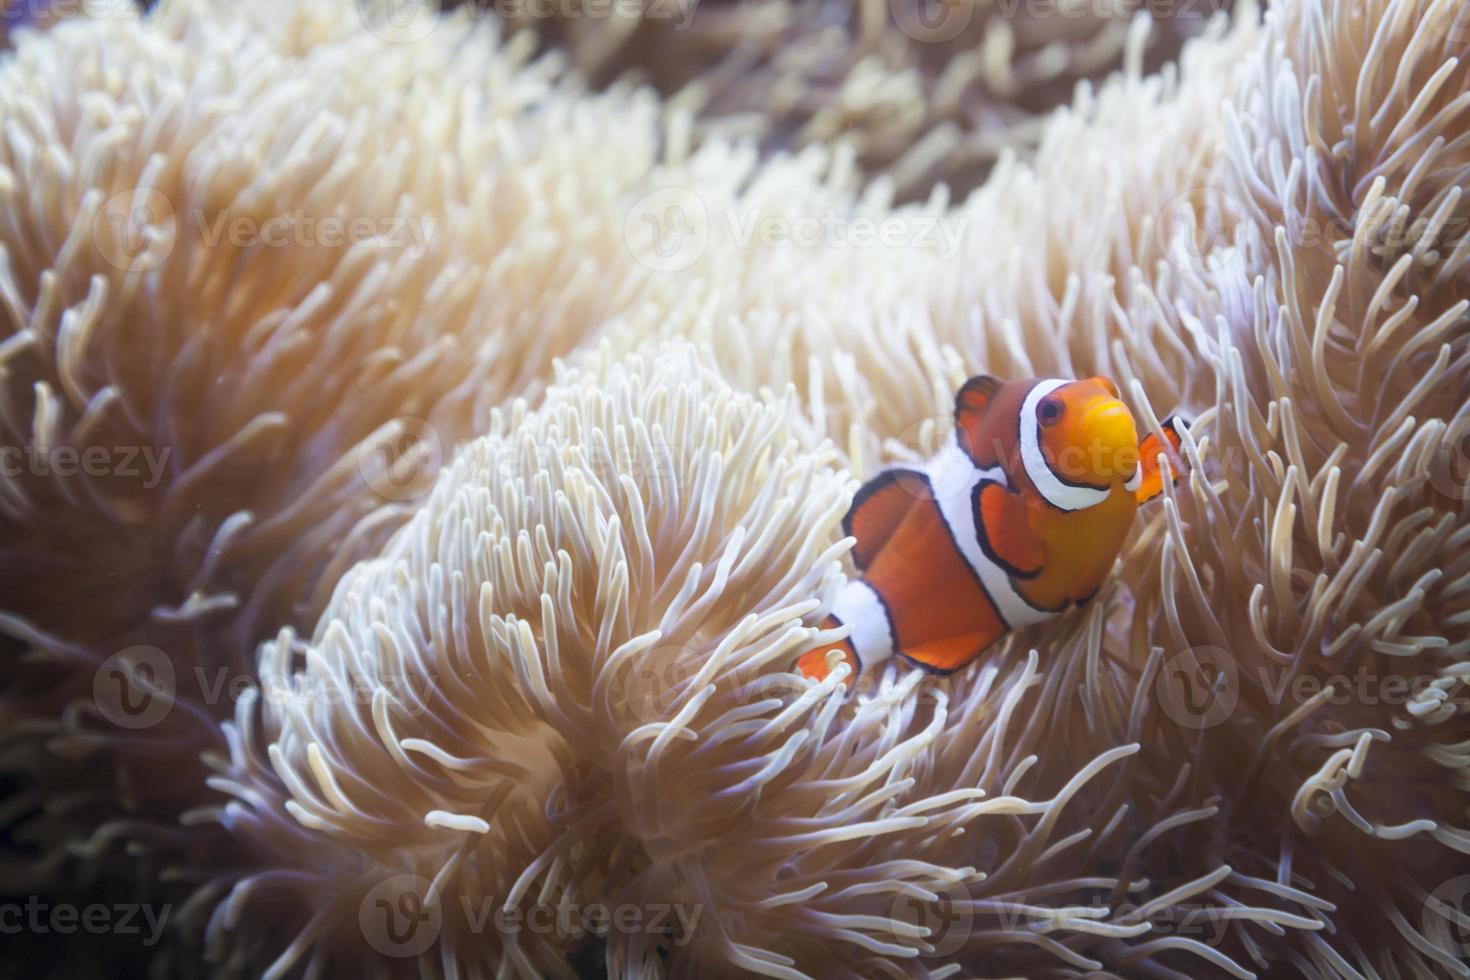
<box><xmin>1135</xmin><ymin>416</ymin><xmax>1190</xmax><ymax>504</ymax></box>
<box><xmin>955</xmin><ymin>374</ymin><xmax>1003</xmax><ymax>464</ymax></box>
<box><xmin>975</xmin><ymin>480</ymin><xmax>1045</xmax><ymax>579</ymax></box>
<box><xmin>843</xmin><ymin>468</ymin><xmax>926</xmax><ymax>571</ymax></box>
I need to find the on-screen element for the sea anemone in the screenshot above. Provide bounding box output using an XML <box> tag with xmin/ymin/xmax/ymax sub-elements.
<box><xmin>1</xmin><ymin>0</ymin><xmax>1468</xmax><ymax>975</ymax></box>
<box><xmin>0</xmin><ymin>0</ymin><xmax>664</xmax><ymax>888</ymax></box>
<box><xmin>485</xmin><ymin>0</ymin><xmax>1230</xmax><ymax>201</ymax></box>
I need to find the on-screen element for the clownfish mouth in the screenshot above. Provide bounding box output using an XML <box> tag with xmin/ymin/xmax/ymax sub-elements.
<box><xmin>1124</xmin><ymin>465</ymin><xmax>1143</xmax><ymax>493</ymax></box>
<box><xmin>1079</xmin><ymin>401</ymin><xmax>1141</xmax><ymax>485</ymax></box>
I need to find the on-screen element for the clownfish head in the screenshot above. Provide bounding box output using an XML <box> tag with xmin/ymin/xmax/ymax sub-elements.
<box><xmin>1019</xmin><ymin>376</ymin><xmax>1141</xmax><ymax>511</ymax></box>
<box><xmin>955</xmin><ymin>373</ymin><xmax>1186</xmax><ymax>512</ymax></box>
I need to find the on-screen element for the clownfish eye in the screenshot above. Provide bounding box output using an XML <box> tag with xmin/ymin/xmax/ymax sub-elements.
<box><xmin>1037</xmin><ymin>397</ymin><xmax>1064</xmax><ymax>426</ymax></box>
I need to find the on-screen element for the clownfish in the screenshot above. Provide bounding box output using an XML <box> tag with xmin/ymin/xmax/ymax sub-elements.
<box><xmin>796</xmin><ymin>374</ymin><xmax>1188</xmax><ymax>685</ymax></box>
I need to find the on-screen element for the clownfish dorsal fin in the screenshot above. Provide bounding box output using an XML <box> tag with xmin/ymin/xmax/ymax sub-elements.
<box><xmin>1135</xmin><ymin>416</ymin><xmax>1190</xmax><ymax>504</ymax></box>
<box><xmin>842</xmin><ymin>467</ymin><xmax>927</xmax><ymax>571</ymax></box>
<box><xmin>955</xmin><ymin>374</ymin><xmax>1003</xmax><ymax>465</ymax></box>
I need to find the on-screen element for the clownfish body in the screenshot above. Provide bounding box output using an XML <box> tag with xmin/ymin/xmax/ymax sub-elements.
<box><xmin>797</xmin><ymin>374</ymin><xmax>1188</xmax><ymax>685</ymax></box>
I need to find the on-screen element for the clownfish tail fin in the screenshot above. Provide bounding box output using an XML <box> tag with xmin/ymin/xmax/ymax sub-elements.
<box><xmin>795</xmin><ymin>615</ymin><xmax>860</xmax><ymax>685</ymax></box>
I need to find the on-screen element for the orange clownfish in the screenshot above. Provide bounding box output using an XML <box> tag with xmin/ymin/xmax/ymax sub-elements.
<box><xmin>796</xmin><ymin>374</ymin><xmax>1188</xmax><ymax>685</ymax></box>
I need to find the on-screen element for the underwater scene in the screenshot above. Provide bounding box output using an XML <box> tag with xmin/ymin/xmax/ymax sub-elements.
<box><xmin>1</xmin><ymin>0</ymin><xmax>1469</xmax><ymax>976</ymax></box>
